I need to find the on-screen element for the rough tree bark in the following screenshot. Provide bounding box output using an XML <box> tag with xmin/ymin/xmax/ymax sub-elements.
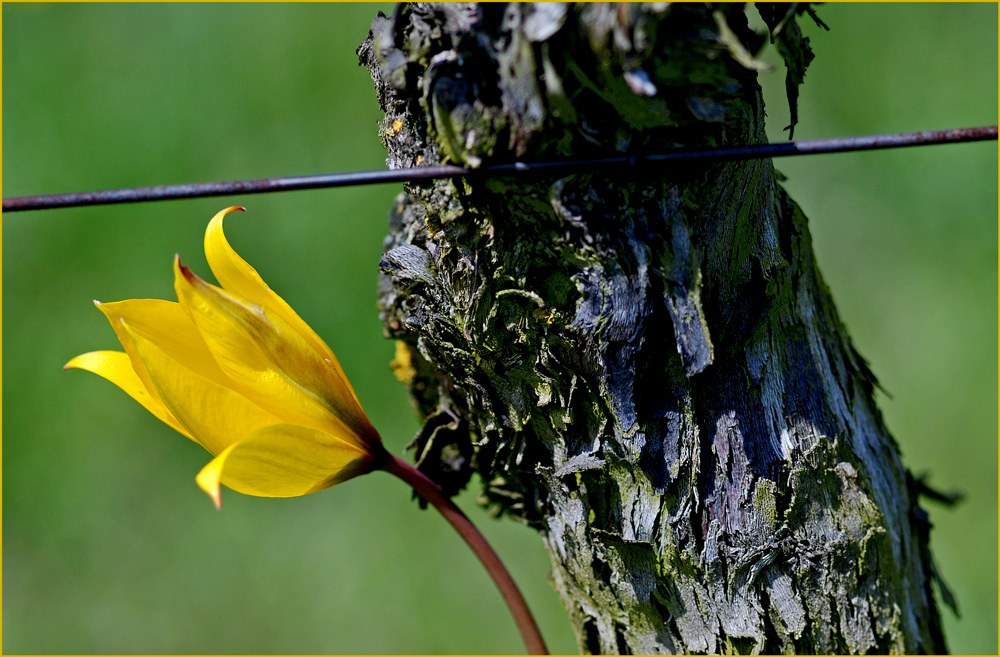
<box><xmin>358</xmin><ymin>4</ymin><xmax>950</xmax><ymax>653</ymax></box>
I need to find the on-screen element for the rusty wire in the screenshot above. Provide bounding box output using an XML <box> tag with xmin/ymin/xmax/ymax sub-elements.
<box><xmin>3</xmin><ymin>125</ymin><xmax>995</xmax><ymax>213</ymax></box>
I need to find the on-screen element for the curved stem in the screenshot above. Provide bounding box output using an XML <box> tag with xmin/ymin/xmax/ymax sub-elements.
<box><xmin>381</xmin><ymin>453</ymin><xmax>549</xmax><ymax>655</ymax></box>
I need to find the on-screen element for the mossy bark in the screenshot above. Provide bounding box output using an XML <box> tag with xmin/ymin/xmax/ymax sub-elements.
<box><xmin>359</xmin><ymin>4</ymin><xmax>947</xmax><ymax>653</ymax></box>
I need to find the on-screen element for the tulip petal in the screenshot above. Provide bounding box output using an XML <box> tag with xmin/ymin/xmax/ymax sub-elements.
<box><xmin>97</xmin><ymin>298</ymin><xmax>234</xmax><ymax>392</ymax></box>
<box><xmin>123</xmin><ymin>321</ymin><xmax>285</xmax><ymax>457</ymax></box>
<box><xmin>195</xmin><ymin>422</ymin><xmax>374</xmax><ymax>508</ymax></box>
<box><xmin>204</xmin><ymin>206</ymin><xmax>359</xmax><ymax>402</ymax></box>
<box><xmin>174</xmin><ymin>259</ymin><xmax>380</xmax><ymax>451</ymax></box>
<box><xmin>64</xmin><ymin>350</ymin><xmax>193</xmax><ymax>440</ymax></box>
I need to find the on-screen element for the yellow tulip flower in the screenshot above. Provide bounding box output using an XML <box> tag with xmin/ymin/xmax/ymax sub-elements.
<box><xmin>65</xmin><ymin>206</ymin><xmax>548</xmax><ymax>654</ymax></box>
<box><xmin>65</xmin><ymin>206</ymin><xmax>386</xmax><ymax>508</ymax></box>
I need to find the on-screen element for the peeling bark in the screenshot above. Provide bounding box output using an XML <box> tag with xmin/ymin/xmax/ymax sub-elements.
<box><xmin>359</xmin><ymin>4</ymin><xmax>947</xmax><ymax>653</ymax></box>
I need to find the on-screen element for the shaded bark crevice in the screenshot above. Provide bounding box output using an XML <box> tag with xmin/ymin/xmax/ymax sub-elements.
<box><xmin>359</xmin><ymin>3</ymin><xmax>946</xmax><ymax>653</ymax></box>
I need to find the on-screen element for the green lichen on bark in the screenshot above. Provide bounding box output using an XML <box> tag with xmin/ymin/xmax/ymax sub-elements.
<box><xmin>359</xmin><ymin>3</ymin><xmax>947</xmax><ymax>653</ymax></box>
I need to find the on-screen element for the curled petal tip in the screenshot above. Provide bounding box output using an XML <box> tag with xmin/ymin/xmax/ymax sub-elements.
<box><xmin>197</xmin><ymin>457</ymin><xmax>226</xmax><ymax>510</ymax></box>
<box><xmin>93</xmin><ymin>299</ymin><xmax>102</xmax><ymax>307</ymax></box>
<box><xmin>215</xmin><ymin>206</ymin><xmax>246</xmax><ymax>220</ymax></box>
<box><xmin>173</xmin><ymin>256</ymin><xmax>195</xmax><ymax>282</ymax></box>
<box><xmin>199</xmin><ymin>477</ymin><xmax>224</xmax><ymax>509</ymax></box>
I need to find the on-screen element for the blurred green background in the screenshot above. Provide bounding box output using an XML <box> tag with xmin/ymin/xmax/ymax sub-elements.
<box><xmin>3</xmin><ymin>4</ymin><xmax>995</xmax><ymax>654</ymax></box>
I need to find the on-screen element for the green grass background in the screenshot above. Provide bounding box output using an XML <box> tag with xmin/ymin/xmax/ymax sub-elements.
<box><xmin>3</xmin><ymin>4</ymin><xmax>995</xmax><ymax>654</ymax></box>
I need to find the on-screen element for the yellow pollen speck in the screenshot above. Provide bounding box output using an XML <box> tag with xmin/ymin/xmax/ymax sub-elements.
<box><xmin>391</xmin><ymin>119</ymin><xmax>403</xmax><ymax>135</ymax></box>
<box><xmin>536</xmin><ymin>309</ymin><xmax>556</xmax><ymax>325</ymax></box>
<box><xmin>390</xmin><ymin>340</ymin><xmax>416</xmax><ymax>384</ymax></box>
<box><xmin>416</xmin><ymin>155</ymin><xmax>424</xmax><ymax>165</ymax></box>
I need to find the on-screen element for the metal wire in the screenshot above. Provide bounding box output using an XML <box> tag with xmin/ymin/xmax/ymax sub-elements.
<box><xmin>3</xmin><ymin>125</ymin><xmax>995</xmax><ymax>213</ymax></box>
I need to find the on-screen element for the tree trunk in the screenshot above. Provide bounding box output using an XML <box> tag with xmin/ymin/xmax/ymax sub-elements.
<box><xmin>359</xmin><ymin>4</ymin><xmax>948</xmax><ymax>653</ymax></box>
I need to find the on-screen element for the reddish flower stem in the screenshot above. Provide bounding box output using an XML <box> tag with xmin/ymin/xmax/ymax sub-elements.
<box><xmin>382</xmin><ymin>453</ymin><xmax>548</xmax><ymax>655</ymax></box>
